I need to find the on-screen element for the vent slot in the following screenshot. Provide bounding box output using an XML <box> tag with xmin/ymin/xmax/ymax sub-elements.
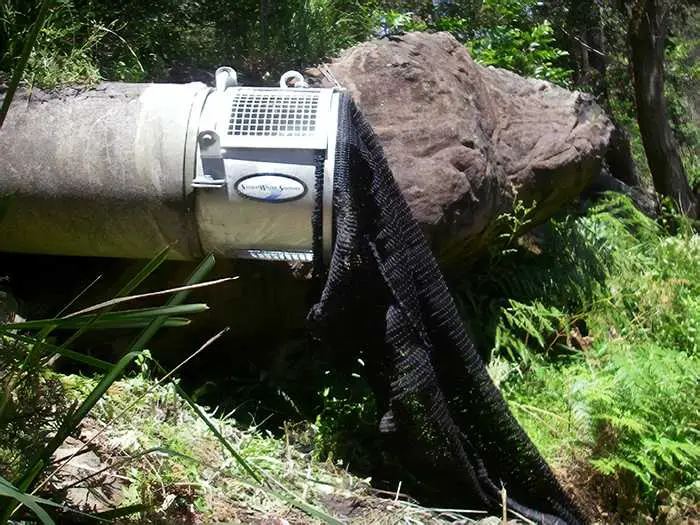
<box><xmin>228</xmin><ymin>91</ymin><xmax>319</xmax><ymax>137</ymax></box>
<box><xmin>241</xmin><ymin>250</ymin><xmax>313</xmax><ymax>262</ymax></box>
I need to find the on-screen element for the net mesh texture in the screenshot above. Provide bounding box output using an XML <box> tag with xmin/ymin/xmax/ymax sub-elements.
<box><xmin>309</xmin><ymin>94</ymin><xmax>588</xmax><ymax>525</ymax></box>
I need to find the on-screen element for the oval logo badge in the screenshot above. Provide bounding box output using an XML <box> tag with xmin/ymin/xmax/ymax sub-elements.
<box><xmin>235</xmin><ymin>174</ymin><xmax>307</xmax><ymax>203</ymax></box>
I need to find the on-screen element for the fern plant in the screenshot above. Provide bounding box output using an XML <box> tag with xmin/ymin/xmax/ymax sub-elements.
<box><xmin>471</xmin><ymin>194</ymin><xmax>699</xmax><ymax>520</ymax></box>
<box><xmin>571</xmin><ymin>342</ymin><xmax>700</xmax><ymax>512</ymax></box>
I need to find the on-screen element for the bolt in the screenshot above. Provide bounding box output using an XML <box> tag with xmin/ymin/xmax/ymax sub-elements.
<box><xmin>199</xmin><ymin>132</ymin><xmax>216</xmax><ymax>146</ymax></box>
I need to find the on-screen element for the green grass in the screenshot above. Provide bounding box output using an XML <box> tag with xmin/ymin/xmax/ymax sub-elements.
<box><xmin>0</xmin><ymin>252</ymin><xmax>499</xmax><ymax>524</ymax></box>
<box><xmin>0</xmin><ymin>249</ymin><xmax>350</xmax><ymax>524</ymax></box>
<box><xmin>1</xmin><ymin>365</ymin><xmax>500</xmax><ymax>524</ymax></box>
<box><xmin>56</xmin><ymin>372</ymin><xmax>343</xmax><ymax>523</ymax></box>
<box><xmin>0</xmin><ymin>250</ymin><xmax>227</xmax><ymax>523</ymax></box>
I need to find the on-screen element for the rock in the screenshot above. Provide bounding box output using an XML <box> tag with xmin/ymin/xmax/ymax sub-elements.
<box><xmin>52</xmin><ymin>436</ymin><xmax>126</xmax><ymax>513</ymax></box>
<box><xmin>310</xmin><ymin>32</ymin><xmax>612</xmax><ymax>264</ymax></box>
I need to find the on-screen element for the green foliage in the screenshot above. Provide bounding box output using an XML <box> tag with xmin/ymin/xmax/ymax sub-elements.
<box><xmin>313</xmin><ymin>388</ymin><xmax>379</xmax><ymax>472</ymax></box>
<box><xmin>379</xmin><ymin>8</ymin><xmax>428</xmax><ymax>34</ymax></box>
<box><xmin>311</xmin><ymin>352</ymin><xmax>385</xmax><ymax>479</ymax></box>
<box><xmin>0</xmin><ymin>474</ymin><xmax>54</xmax><ymax>524</ymax></box>
<box><xmin>329</xmin><ymin>0</ymin><xmax>381</xmax><ymax>45</ymax></box>
<box><xmin>1</xmin><ymin>0</ymin><xmax>578</xmax><ymax>89</ymax></box>
<box><xmin>495</xmin><ymin>357</ymin><xmax>584</xmax><ymax>462</ymax></box>
<box><xmin>0</xmin><ymin>0</ymin><xmax>51</xmax><ymax>128</ymax></box>
<box><xmin>58</xmin><ymin>371</ymin><xmax>348</xmax><ymax>524</ymax></box>
<box><xmin>666</xmin><ymin>5</ymin><xmax>700</xmax><ymax>154</ymax></box>
<box><xmin>0</xmin><ymin>252</ymin><xmax>351</xmax><ymax>523</ymax></box>
<box><xmin>573</xmin><ymin>343</ymin><xmax>699</xmax><ymax>502</ymax></box>
<box><xmin>593</xmin><ymin>1</ymin><xmax>700</xmax><ymax>187</ymax></box>
<box><xmin>23</xmin><ymin>5</ymin><xmax>106</xmax><ymax>89</ymax></box>
<box><xmin>1</xmin><ymin>0</ymin><xmax>114</xmax><ymax>88</ymax></box>
<box><xmin>0</xmin><ymin>339</ymin><xmax>70</xmax><ymax>480</ymax></box>
<box><xmin>666</xmin><ymin>35</ymin><xmax>700</xmax><ymax>150</ymax></box>
<box><xmin>1</xmin><ymin>0</ymin><xmax>378</xmax><ymax>88</ymax></box>
<box><xmin>476</xmin><ymin>194</ymin><xmax>700</xmax><ymax>520</ymax></box>
<box><xmin>1</xmin><ymin>1</ymin><xmax>699</xmax><ymax>520</ymax></box>
<box><xmin>494</xmin><ymin>299</ymin><xmax>572</xmax><ymax>365</ymax></box>
<box><xmin>683</xmin><ymin>148</ymin><xmax>700</xmax><ymax>190</ymax></box>
<box><xmin>466</xmin><ymin>0</ymin><xmax>572</xmax><ymax>86</ymax></box>
<box><xmin>369</xmin><ymin>0</ymin><xmax>574</xmax><ymax>86</ymax></box>
<box><xmin>455</xmin><ymin>199</ymin><xmax>610</xmax><ymax>355</ymax></box>
<box><xmin>430</xmin><ymin>15</ymin><xmax>473</xmax><ymax>41</ymax></box>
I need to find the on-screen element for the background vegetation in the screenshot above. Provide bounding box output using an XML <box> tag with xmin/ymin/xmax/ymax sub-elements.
<box><xmin>1</xmin><ymin>0</ymin><xmax>699</xmax><ymax>523</ymax></box>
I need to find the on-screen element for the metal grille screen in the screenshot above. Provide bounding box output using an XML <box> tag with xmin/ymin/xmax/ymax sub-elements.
<box><xmin>228</xmin><ymin>91</ymin><xmax>319</xmax><ymax>137</ymax></box>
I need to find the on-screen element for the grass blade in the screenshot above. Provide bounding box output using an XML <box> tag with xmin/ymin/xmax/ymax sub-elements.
<box><xmin>128</xmin><ymin>254</ymin><xmax>217</xmax><ymax>354</ymax></box>
<box><xmin>53</xmin><ymin>246</ymin><xmax>172</xmax><ymax>350</ymax></box>
<box><xmin>27</xmin><ymin>256</ymin><xmax>223</xmax><ymax>500</ymax></box>
<box><xmin>167</xmin><ymin>376</ymin><xmax>262</xmax><ymax>483</ymax></box>
<box><xmin>5</xmin><ymin>332</ymin><xmax>113</xmax><ymax>370</ymax></box>
<box><xmin>16</xmin><ymin>491</ymin><xmax>109</xmax><ymax>522</ymax></box>
<box><xmin>54</xmin><ymin>275</ymin><xmax>103</xmax><ymax>318</ymax></box>
<box><xmin>1</xmin><ymin>317</ymin><xmax>191</xmax><ymax>331</ymax></box>
<box><xmin>74</xmin><ymin>353</ymin><xmax>137</xmax><ymax>432</ymax></box>
<box><xmin>66</xmin><ymin>277</ymin><xmax>237</xmax><ymax>317</ymax></box>
<box><xmin>166</xmin><ymin>374</ymin><xmax>344</xmax><ymax>524</ymax></box>
<box><xmin>0</xmin><ymin>475</ymin><xmax>54</xmax><ymax>524</ymax></box>
<box><xmin>34</xmin><ymin>329</ymin><xmax>227</xmax><ymax>503</ymax></box>
<box><xmin>91</xmin><ymin>303</ymin><xmax>209</xmax><ymax>320</ymax></box>
<box><xmin>0</xmin><ymin>0</ymin><xmax>53</xmax><ymax>130</ymax></box>
<box><xmin>265</xmin><ymin>484</ymin><xmax>344</xmax><ymax>525</ymax></box>
<box><xmin>116</xmin><ymin>246</ymin><xmax>172</xmax><ymax>298</ymax></box>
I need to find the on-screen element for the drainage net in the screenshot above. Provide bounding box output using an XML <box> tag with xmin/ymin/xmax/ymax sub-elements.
<box><xmin>309</xmin><ymin>94</ymin><xmax>587</xmax><ymax>525</ymax></box>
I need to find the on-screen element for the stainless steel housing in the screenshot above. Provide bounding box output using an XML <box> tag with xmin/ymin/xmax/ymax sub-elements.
<box><xmin>192</xmin><ymin>68</ymin><xmax>340</xmax><ymax>262</ymax></box>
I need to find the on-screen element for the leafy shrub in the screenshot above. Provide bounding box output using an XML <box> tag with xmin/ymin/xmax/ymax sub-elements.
<box><xmin>455</xmin><ymin>200</ymin><xmax>610</xmax><ymax>358</ymax></box>
<box><xmin>368</xmin><ymin>0</ymin><xmax>573</xmax><ymax>86</ymax></box>
<box><xmin>494</xmin><ymin>299</ymin><xmax>573</xmax><ymax>365</ymax></box>
<box><xmin>666</xmin><ymin>7</ymin><xmax>700</xmax><ymax>157</ymax></box>
<box><xmin>468</xmin><ymin>19</ymin><xmax>572</xmax><ymax>86</ymax></box>
<box><xmin>486</xmin><ymin>195</ymin><xmax>700</xmax><ymax>519</ymax></box>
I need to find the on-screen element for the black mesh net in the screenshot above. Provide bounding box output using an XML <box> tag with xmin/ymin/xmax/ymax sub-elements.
<box><xmin>309</xmin><ymin>94</ymin><xmax>587</xmax><ymax>525</ymax></box>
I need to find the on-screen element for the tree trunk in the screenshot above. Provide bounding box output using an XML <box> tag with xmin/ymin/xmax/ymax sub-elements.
<box><xmin>593</xmin><ymin>2</ymin><xmax>641</xmax><ymax>188</ymax></box>
<box><xmin>570</xmin><ymin>0</ymin><xmax>641</xmax><ymax>186</ymax></box>
<box><xmin>628</xmin><ymin>0</ymin><xmax>697</xmax><ymax>216</ymax></box>
<box><xmin>606</xmin><ymin>121</ymin><xmax>641</xmax><ymax>187</ymax></box>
